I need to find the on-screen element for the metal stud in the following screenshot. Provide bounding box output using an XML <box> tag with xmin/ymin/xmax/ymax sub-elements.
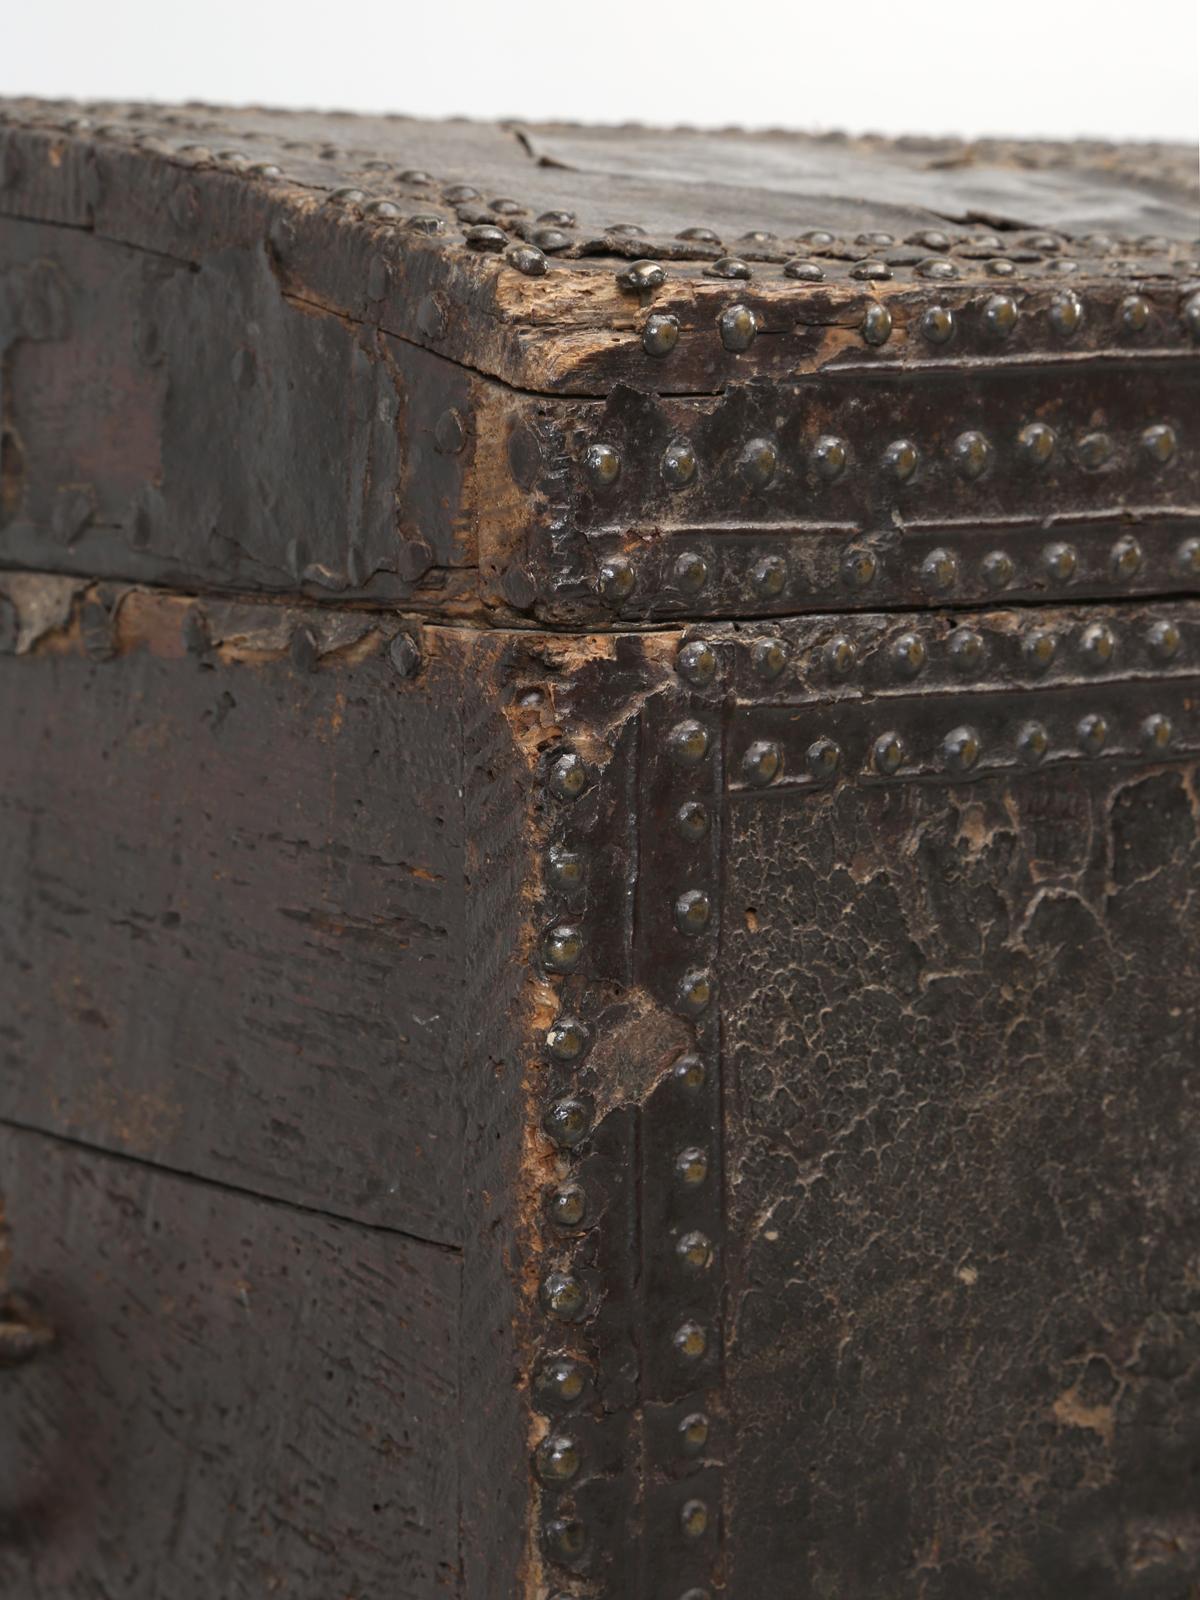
<box><xmin>910</xmin><ymin>229</ymin><xmax>952</xmax><ymax>251</ymax></box>
<box><xmin>443</xmin><ymin>184</ymin><xmax>480</xmax><ymax>203</ymax></box>
<box><xmin>675</xmin><ymin>889</ymin><xmax>712</xmax><ymax>936</ymax></box>
<box><xmin>892</xmin><ymin>631</ymin><xmax>927</xmax><ymax>677</ymax></box>
<box><xmin>536</xmin><ymin>1433</ymin><xmax>581</xmax><ymax>1483</ymax></box>
<box><xmin>812</xmin><ymin>435</ymin><xmax>849</xmax><ymax>481</ymax></box>
<box><xmin>673</xmin><ymin>1322</ymin><xmax>708</xmax><ymax>1364</ymax></box>
<box><xmin>681</xmin><ymin>1499</ymin><xmax>710</xmax><ymax>1539</ymax></box>
<box><xmin>677</xmin><ymin>639</ymin><xmax>717</xmax><ymax>686</ymax></box>
<box><xmin>668</xmin><ymin>720</ymin><xmax>710</xmax><ymax>766</ymax></box>
<box><xmin>597</xmin><ymin>556</ymin><xmax>635</xmax><ymax>603</ymax></box>
<box><xmin>678</xmin><ymin>970</ymin><xmax>713</xmax><ymax>1015</ymax></box>
<box><xmin>1017</xmin><ymin>422</ymin><xmax>1056</xmax><ymax>466</ymax></box>
<box><xmin>952</xmin><ymin>431</ymin><xmax>992</xmax><ymax>480</ymax></box>
<box><xmin>949</xmin><ymin>628</ymin><xmax>984</xmax><ymax>671</ymax></box>
<box><xmin>882</xmin><ymin>439</ymin><xmax>918</xmax><ymax>482</ymax></box>
<box><xmin>1023</xmin><ymin>628</ymin><xmax>1058</xmax><ymax>673</ymax></box>
<box><xmin>916</xmin><ymin>257</ymin><xmax>959</xmax><ymax>280</ymax></box>
<box><xmin>616</xmin><ymin>259</ymin><xmax>666</xmax><ymax>292</ymax></box>
<box><xmin>873</xmin><ymin>732</ymin><xmax>905</xmax><ymax>775</ymax></box>
<box><xmin>406</xmin><ymin>213</ymin><xmax>445</xmax><ymax>235</ymax></box>
<box><xmin>549</xmin><ymin>1184</ymin><xmax>587</xmax><ymax>1229</ymax></box>
<box><xmin>752</xmin><ymin>637</ymin><xmax>788</xmax><ymax>680</ymax></box>
<box><xmin>542</xmin><ymin>925</ymin><xmax>584</xmax><ymax>973</ymax></box>
<box><xmin>943</xmin><ymin>725</ymin><xmax>981</xmax><ymax>773</ymax></box>
<box><xmin>861</xmin><ymin>302</ymin><xmax>893</xmax><ymax>345</ymax></box>
<box><xmin>1141</xmin><ymin>712</ymin><xmax>1173</xmax><ymax>753</ymax></box>
<box><xmin>742</xmin><ymin>740</ymin><xmax>782</xmax><ymax>786</ymax></box>
<box><xmin>536</xmin><ymin>1356</ymin><xmax>589</xmax><ymax>1406</ymax></box>
<box><xmin>784</xmin><ymin>258</ymin><xmax>825</xmax><ymax>281</ymax></box>
<box><xmin>806</xmin><ymin>737</ymin><xmax>841</xmax><ymax>781</ymax></box>
<box><xmin>644</xmin><ymin>313</ymin><xmax>680</xmax><ymax>357</ymax></box>
<box><xmin>985</xmin><ymin>258</ymin><xmax>1016</xmax><ymax>277</ymax></box>
<box><xmin>981</xmin><ymin>549</ymin><xmax>1015</xmax><ymax>590</ymax></box>
<box><xmin>824</xmin><ymin>635</ymin><xmax>857</xmax><ymax>675</ymax></box>
<box><xmin>719</xmin><ymin>304</ymin><xmax>757</xmax><ymax>351</ymax></box>
<box><xmin>464</xmin><ymin>224</ymin><xmax>507</xmax><ymax>252</ymax></box>
<box><xmin>1110</xmin><ymin>534</ymin><xmax>1143</xmax><ymax>579</ymax></box>
<box><xmin>678</xmin><ymin>226</ymin><xmax>719</xmax><ymax>242</ymax></box>
<box><xmin>549</xmin><ymin>752</ymin><xmax>589</xmax><ymax>800</ymax></box>
<box><xmin>541</xmin><ymin>1270</ymin><xmax>588</xmax><ymax>1321</ymax></box>
<box><xmin>1146</xmin><ymin>619</ymin><xmax>1181</xmax><ymax>661</ymax></box>
<box><xmin>801</xmin><ymin>229</ymin><xmax>835</xmax><ymax>247</ymax></box>
<box><xmin>1076</xmin><ymin>432</ymin><xmax>1113</xmax><ymax>470</ymax></box>
<box><xmin>546</xmin><ymin>845</ymin><xmax>585</xmax><ymax>892</ymax></box>
<box><xmin>983</xmin><ymin>294</ymin><xmax>1019</xmax><ymax>337</ymax></box>
<box><xmin>584</xmin><ymin>442</ymin><xmax>621</xmax><ymax>488</ymax></box>
<box><xmin>675</xmin><ymin>1146</ymin><xmax>709</xmax><ymax>1187</ymax></box>
<box><xmin>676</xmin><ymin>1230</ymin><xmax>714</xmax><ymax>1272</ymax></box>
<box><xmin>852</xmin><ymin>260</ymin><xmax>893</xmax><ymax>282</ymax></box>
<box><xmin>546</xmin><ymin>1016</ymin><xmax>589</xmax><ymax>1062</ymax></box>
<box><xmin>544</xmin><ymin>1516</ymin><xmax>587</xmax><ymax>1562</ymax></box>
<box><xmin>1049</xmin><ymin>290</ymin><xmax>1084</xmax><ymax>337</ymax></box>
<box><xmin>1142</xmin><ymin>423</ymin><xmax>1177</xmax><ymax>465</ymax></box>
<box><xmin>740</xmin><ymin>230</ymin><xmax>778</xmax><ymax>246</ymax></box>
<box><xmin>920</xmin><ymin>305</ymin><xmax>955</xmax><ymax>344</ymax></box>
<box><xmin>679</xmin><ymin>1412</ymin><xmax>710</xmax><ymax>1455</ymax></box>
<box><xmin>1183</xmin><ymin>293</ymin><xmax>1200</xmax><ymax>338</ymax></box>
<box><xmin>751</xmin><ymin>555</ymin><xmax>786</xmax><ymax>598</ymax></box>
<box><xmin>706</xmin><ymin>257</ymin><xmax>751</xmax><ymax>280</ymax></box>
<box><xmin>534</xmin><ymin>227</ymin><xmax>571</xmax><ymax>252</ymax></box>
<box><xmin>675</xmin><ymin>801</ymin><xmax>710</xmax><ymax>842</ymax></box>
<box><xmin>1077</xmin><ymin>712</ymin><xmax>1108</xmax><ymax>755</ymax></box>
<box><xmin>739</xmin><ymin>437</ymin><xmax>779</xmax><ymax>490</ymax></box>
<box><xmin>673</xmin><ymin>1054</ymin><xmax>707</xmax><ymax>1093</ymax></box>
<box><xmin>841</xmin><ymin>546</ymin><xmax>878</xmax><ymax>589</ymax></box>
<box><xmin>1120</xmin><ymin>294</ymin><xmax>1152</xmax><ymax>333</ymax></box>
<box><xmin>920</xmin><ymin>548</ymin><xmax>958</xmax><ymax>592</ymax></box>
<box><xmin>1080</xmin><ymin>622</ymin><xmax>1116</xmax><ymax>669</ymax></box>
<box><xmin>506</xmin><ymin>244</ymin><xmax>547</xmax><ymax>277</ymax></box>
<box><xmin>1042</xmin><ymin>542</ymin><xmax>1078</xmax><ymax>583</ymax></box>
<box><xmin>1175</xmin><ymin>536</ymin><xmax>1200</xmax><ymax>576</ymax></box>
<box><xmin>674</xmin><ymin>550</ymin><xmax>709</xmax><ymax>593</ymax></box>
<box><xmin>544</xmin><ymin>1097</ymin><xmax>590</xmax><ymax>1147</ymax></box>
<box><xmin>328</xmin><ymin>186</ymin><xmax>366</xmax><ymax>205</ymax></box>
<box><xmin>1017</xmin><ymin>721</ymin><xmax>1049</xmax><ymax>765</ymax></box>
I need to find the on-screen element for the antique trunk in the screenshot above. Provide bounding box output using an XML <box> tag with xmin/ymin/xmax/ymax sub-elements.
<box><xmin>0</xmin><ymin>99</ymin><xmax>1198</xmax><ymax>1599</ymax></box>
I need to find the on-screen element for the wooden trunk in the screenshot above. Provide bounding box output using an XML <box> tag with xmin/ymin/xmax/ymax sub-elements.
<box><xmin>0</xmin><ymin>97</ymin><xmax>1198</xmax><ymax>1599</ymax></box>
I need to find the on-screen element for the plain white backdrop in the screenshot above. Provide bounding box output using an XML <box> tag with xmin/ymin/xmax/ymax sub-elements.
<box><xmin>2</xmin><ymin>0</ymin><xmax>1198</xmax><ymax>144</ymax></box>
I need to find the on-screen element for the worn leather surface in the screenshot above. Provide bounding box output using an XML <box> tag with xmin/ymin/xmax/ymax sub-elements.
<box><xmin>722</xmin><ymin>758</ymin><xmax>1200</xmax><ymax>1596</ymax></box>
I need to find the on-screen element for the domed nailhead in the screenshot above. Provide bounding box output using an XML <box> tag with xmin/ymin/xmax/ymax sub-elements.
<box><xmin>675</xmin><ymin>890</ymin><xmax>712</xmax><ymax>935</ymax></box>
<box><xmin>806</xmin><ymin>737</ymin><xmax>841</xmax><ymax>781</ymax></box>
<box><xmin>1183</xmin><ymin>293</ymin><xmax>1200</xmax><ymax>338</ymax></box>
<box><xmin>534</xmin><ymin>227</ymin><xmax>571</xmax><ymax>252</ymax></box>
<box><xmin>406</xmin><ymin>213</ymin><xmax>445</xmax><ymax>234</ymax></box>
<box><xmin>824</xmin><ymin>635</ymin><xmax>857</xmax><ymax>676</ymax></box>
<box><xmin>674</xmin><ymin>801</ymin><xmax>710</xmax><ymax>842</ymax></box>
<box><xmin>544</xmin><ymin>1516</ymin><xmax>587</xmax><ymax>1562</ymax></box>
<box><xmin>1175</xmin><ymin>536</ymin><xmax>1200</xmax><ymax>576</ymax></box>
<box><xmin>668</xmin><ymin>720</ymin><xmax>710</xmax><ymax>766</ymax></box>
<box><xmin>543</xmin><ymin>1096</ymin><xmax>591</xmax><ymax>1147</ymax></box>
<box><xmin>443</xmin><ymin>184</ymin><xmax>480</xmax><ymax>203</ymax></box>
<box><xmin>616</xmin><ymin>259</ymin><xmax>666</xmax><ymax>292</ymax></box>
<box><xmin>739</xmin><ymin>437</ymin><xmax>779</xmax><ymax>489</ymax></box>
<box><xmin>1142</xmin><ymin>712</ymin><xmax>1173</xmax><ymax>753</ymax></box>
<box><xmin>910</xmin><ymin>229</ymin><xmax>951</xmax><ymax>250</ymax></box>
<box><xmin>985</xmin><ymin>258</ymin><xmax>1017</xmax><ymax>277</ymax></box>
<box><xmin>784</xmin><ymin>258</ymin><xmax>825</xmax><ymax>281</ymax></box>
<box><xmin>678</xmin><ymin>970</ymin><xmax>713</xmax><ymax>1015</ymax></box>
<box><xmin>1142</xmin><ymin>423</ymin><xmax>1177</xmax><ymax>464</ymax></box>
<box><xmin>681</xmin><ymin>1499</ymin><xmax>710</xmax><ymax>1539</ymax></box>
<box><xmin>1110</xmin><ymin>535</ymin><xmax>1143</xmax><ymax>579</ymax></box>
<box><xmin>679</xmin><ymin>1412</ymin><xmax>710</xmax><ymax>1454</ymax></box>
<box><xmin>675</xmin><ymin>1146</ymin><xmax>709</xmax><ymax>1186</ymax></box>
<box><xmin>852</xmin><ymin>260</ymin><xmax>893</xmax><ymax>281</ymax></box>
<box><xmin>1017</xmin><ymin>422</ymin><xmax>1057</xmax><ymax>466</ymax></box>
<box><xmin>536</xmin><ymin>1356</ymin><xmax>589</xmax><ymax>1405</ymax></box>
<box><xmin>812</xmin><ymin>435</ymin><xmax>849</xmax><ymax>480</ymax></box>
<box><xmin>1121</xmin><ymin>294</ymin><xmax>1152</xmax><ymax>333</ymax></box>
<box><xmin>676</xmin><ymin>639</ymin><xmax>717</xmax><ymax>685</ymax></box>
<box><xmin>673</xmin><ymin>1321</ymin><xmax>708</xmax><ymax>1361</ymax></box>
<box><xmin>535</xmin><ymin>1434</ymin><xmax>581</xmax><ymax>1483</ymax></box>
<box><xmin>801</xmin><ymin>229</ymin><xmax>835</xmax><ymax>246</ymax></box>
<box><xmin>920</xmin><ymin>305</ymin><xmax>955</xmax><ymax>343</ymax></box>
<box><xmin>674</xmin><ymin>550</ymin><xmax>709</xmax><ymax>593</ymax></box>
<box><xmin>597</xmin><ymin>557</ymin><xmax>635</xmax><ymax>603</ymax></box>
<box><xmin>678</xmin><ymin>225</ymin><xmax>720</xmax><ymax>242</ymax></box>
<box><xmin>464</xmin><ymin>224</ymin><xmax>507</xmax><ymax>251</ymax></box>
<box><xmin>949</xmin><ymin>628</ymin><xmax>984</xmax><ymax>671</ymax></box>
<box><xmin>1077</xmin><ymin>712</ymin><xmax>1108</xmax><ymax>755</ymax></box>
<box><xmin>742</xmin><ymin>740</ymin><xmax>782</xmax><ymax>786</ymax></box>
<box><xmin>1080</xmin><ymin>623</ymin><xmax>1116</xmax><ymax>668</ymax></box>
<box><xmin>861</xmin><ymin>302</ymin><xmax>893</xmax><ymax>345</ymax></box>
<box><xmin>982</xmin><ymin>549</ymin><xmax>1015</xmax><ymax>590</ymax></box>
<box><xmin>585</xmin><ymin>442</ymin><xmax>621</xmax><ymax>488</ymax></box>
<box><xmin>873</xmin><ymin>732</ymin><xmax>905</xmax><ymax>775</ymax></box>
<box><xmin>841</xmin><ymin>547</ymin><xmax>878</xmax><ymax>589</ymax></box>
<box><xmin>541</xmin><ymin>1271</ymin><xmax>588</xmax><ymax>1320</ymax></box>
<box><xmin>706</xmin><ymin>257</ymin><xmax>752</xmax><ymax>280</ymax></box>
<box><xmin>546</xmin><ymin>845</ymin><xmax>585</xmax><ymax>891</ymax></box>
<box><xmin>1017</xmin><ymin>721</ymin><xmax>1049</xmax><ymax>765</ymax></box>
<box><xmin>1147</xmin><ymin>619</ymin><xmax>1181</xmax><ymax>661</ymax></box>
<box><xmin>546</xmin><ymin>1016</ymin><xmax>589</xmax><ymax>1062</ymax></box>
<box><xmin>643</xmin><ymin>312</ymin><xmax>680</xmax><ymax>357</ymax></box>
<box><xmin>673</xmin><ymin>1054</ymin><xmax>707</xmax><ymax>1092</ymax></box>
<box><xmin>752</xmin><ymin>637</ymin><xmax>788</xmax><ymax>680</ymax></box>
<box><xmin>1076</xmin><ymin>432</ymin><xmax>1113</xmax><ymax>470</ymax></box>
<box><xmin>882</xmin><ymin>439</ymin><xmax>918</xmax><ymax>481</ymax></box>
<box><xmin>1024</xmin><ymin>628</ymin><xmax>1058</xmax><ymax>673</ymax></box>
<box><xmin>506</xmin><ymin>243</ymin><xmax>548</xmax><ymax>276</ymax></box>
<box><xmin>549</xmin><ymin>1184</ymin><xmax>587</xmax><ymax>1228</ymax></box>
<box><xmin>952</xmin><ymin>431</ymin><xmax>992</xmax><ymax>480</ymax></box>
<box><xmin>549</xmin><ymin>752</ymin><xmax>588</xmax><ymax>800</ymax></box>
<box><xmin>751</xmin><ymin>555</ymin><xmax>786</xmax><ymax>598</ymax></box>
<box><xmin>943</xmin><ymin>725</ymin><xmax>982</xmax><ymax>773</ymax></box>
<box><xmin>920</xmin><ymin>547</ymin><xmax>958</xmax><ymax>592</ymax></box>
<box><xmin>892</xmin><ymin>631</ymin><xmax>926</xmax><ymax>677</ymax></box>
<box><xmin>1042</xmin><ymin>541</ymin><xmax>1078</xmax><ymax>583</ymax></box>
<box><xmin>1049</xmin><ymin>290</ymin><xmax>1084</xmax><ymax>337</ymax></box>
<box><xmin>662</xmin><ymin>438</ymin><xmax>697</xmax><ymax>487</ymax></box>
<box><xmin>542</xmin><ymin>925</ymin><xmax>584</xmax><ymax>973</ymax></box>
<box><xmin>916</xmin><ymin>257</ymin><xmax>960</xmax><ymax>280</ymax></box>
<box><xmin>676</xmin><ymin>1230</ymin><xmax>714</xmax><ymax>1272</ymax></box>
<box><xmin>719</xmin><ymin>303</ymin><xmax>758</xmax><ymax>351</ymax></box>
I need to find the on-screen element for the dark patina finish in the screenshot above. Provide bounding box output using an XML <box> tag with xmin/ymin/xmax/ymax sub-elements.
<box><xmin>0</xmin><ymin>98</ymin><xmax>1197</xmax><ymax>1599</ymax></box>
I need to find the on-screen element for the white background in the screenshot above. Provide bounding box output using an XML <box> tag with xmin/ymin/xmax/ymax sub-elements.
<box><xmin>2</xmin><ymin>0</ymin><xmax>1198</xmax><ymax>145</ymax></box>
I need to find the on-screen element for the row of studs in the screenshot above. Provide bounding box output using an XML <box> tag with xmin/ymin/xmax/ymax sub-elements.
<box><xmin>539</xmin><ymin>740</ymin><xmax>722</xmax><ymax>1594</ymax></box>
<box><xmin>582</xmin><ymin>421</ymin><xmax>1182</xmax><ymax>496</ymax></box>
<box><xmin>731</xmin><ymin>704</ymin><xmax>1184</xmax><ymax>789</ymax></box>
<box><xmin>597</xmin><ymin>532</ymin><xmax>1200</xmax><ymax>611</ymax></box>
<box><xmin>675</xmin><ymin>617</ymin><xmax>1190</xmax><ymax>695</ymax></box>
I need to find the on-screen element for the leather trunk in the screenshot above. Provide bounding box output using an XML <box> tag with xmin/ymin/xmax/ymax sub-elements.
<box><xmin>0</xmin><ymin>98</ymin><xmax>1197</xmax><ymax>1599</ymax></box>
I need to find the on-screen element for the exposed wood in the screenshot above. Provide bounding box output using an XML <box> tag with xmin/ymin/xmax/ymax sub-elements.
<box><xmin>0</xmin><ymin>1122</ymin><xmax>460</xmax><ymax>1598</ymax></box>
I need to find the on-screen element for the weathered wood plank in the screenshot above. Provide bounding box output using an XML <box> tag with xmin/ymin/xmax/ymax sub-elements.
<box><xmin>0</xmin><ymin>582</ymin><xmax>465</xmax><ymax>1242</ymax></box>
<box><xmin>0</xmin><ymin>1121</ymin><xmax>460</xmax><ymax>1597</ymax></box>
